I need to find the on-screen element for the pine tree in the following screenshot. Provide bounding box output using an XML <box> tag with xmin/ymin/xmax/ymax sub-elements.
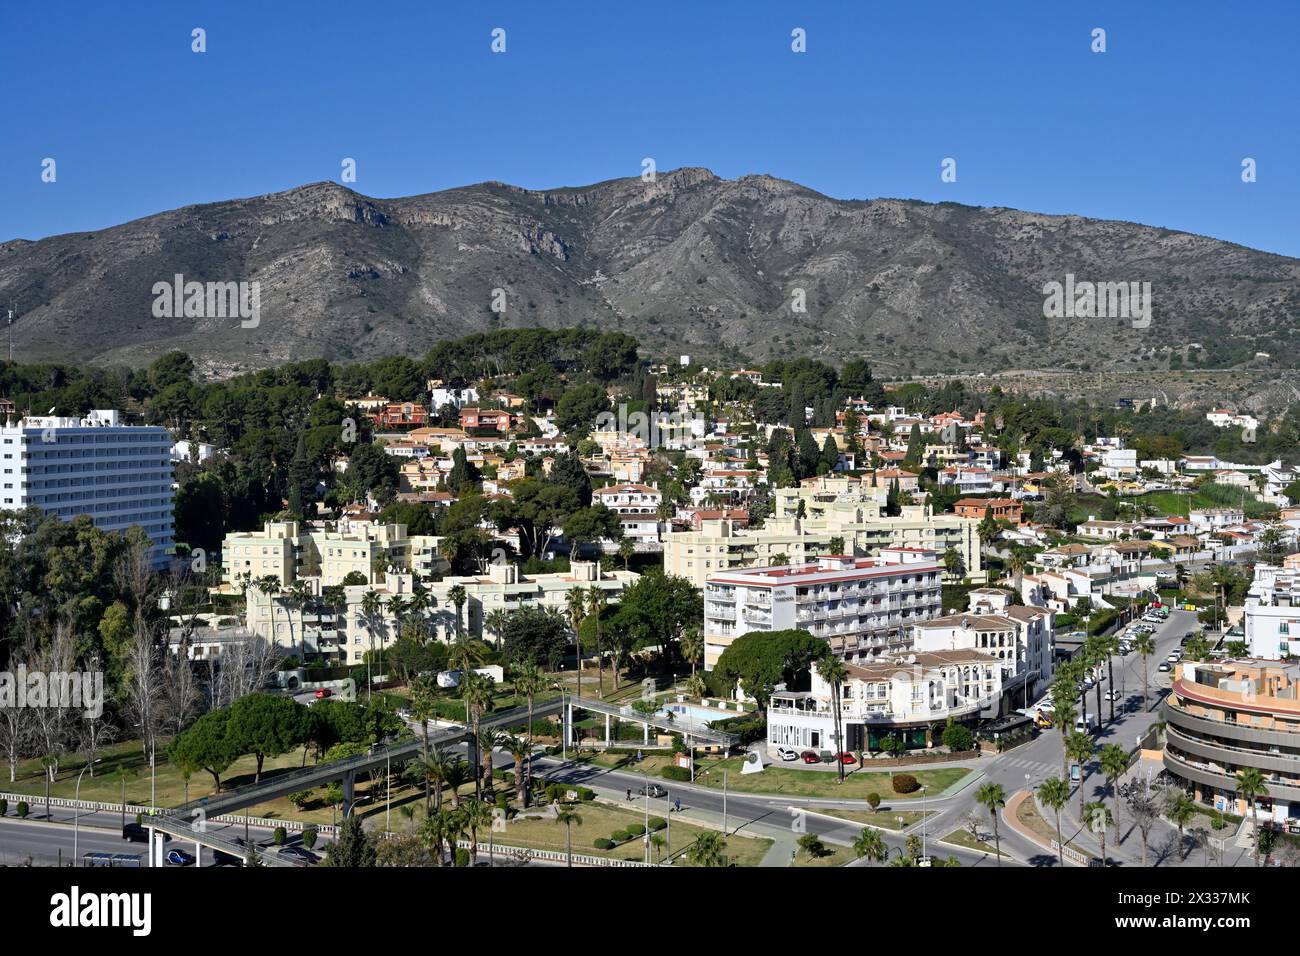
<box><xmin>326</xmin><ymin>813</ymin><xmax>377</xmax><ymax>867</ymax></box>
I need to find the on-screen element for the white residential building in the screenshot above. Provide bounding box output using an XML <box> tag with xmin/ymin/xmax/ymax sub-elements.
<box><xmin>703</xmin><ymin>548</ymin><xmax>943</xmax><ymax>669</ymax></box>
<box><xmin>1243</xmin><ymin>563</ymin><xmax>1300</xmax><ymax>660</ymax></box>
<box><xmin>0</xmin><ymin>408</ymin><xmax>174</xmax><ymax>567</ymax></box>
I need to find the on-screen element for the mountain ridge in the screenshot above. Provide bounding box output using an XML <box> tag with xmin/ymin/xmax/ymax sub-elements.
<box><xmin>2</xmin><ymin>168</ymin><xmax>1296</xmax><ymax>378</ymax></box>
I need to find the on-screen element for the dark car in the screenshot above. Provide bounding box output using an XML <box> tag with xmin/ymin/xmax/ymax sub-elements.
<box><xmin>166</xmin><ymin>848</ymin><xmax>196</xmax><ymax>866</ymax></box>
<box><xmin>213</xmin><ymin>850</ymin><xmax>241</xmax><ymax>866</ymax></box>
<box><xmin>800</xmin><ymin>750</ymin><xmax>820</xmax><ymax>764</ymax></box>
<box><xmin>279</xmin><ymin>846</ymin><xmax>320</xmax><ymax>865</ymax></box>
<box><xmin>122</xmin><ymin>823</ymin><xmax>171</xmax><ymax>844</ymax></box>
<box><xmin>636</xmin><ymin>784</ymin><xmax>668</xmax><ymax>798</ymax></box>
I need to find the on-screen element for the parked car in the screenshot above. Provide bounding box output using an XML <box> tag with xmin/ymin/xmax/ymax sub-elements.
<box><xmin>800</xmin><ymin>751</ymin><xmax>820</xmax><ymax>764</ymax></box>
<box><xmin>637</xmin><ymin>784</ymin><xmax>668</xmax><ymax>798</ymax></box>
<box><xmin>835</xmin><ymin>752</ymin><xmax>857</xmax><ymax>765</ymax></box>
<box><xmin>314</xmin><ymin>687</ymin><xmax>332</xmax><ymax>699</ymax></box>
<box><xmin>165</xmin><ymin>849</ymin><xmax>195</xmax><ymax>866</ymax></box>
<box><xmin>1158</xmin><ymin>662</ymin><xmax>1172</xmax><ymax>672</ymax></box>
<box><xmin>279</xmin><ymin>846</ymin><xmax>320</xmax><ymax>865</ymax></box>
<box><xmin>776</xmin><ymin>747</ymin><xmax>799</xmax><ymax>762</ymax></box>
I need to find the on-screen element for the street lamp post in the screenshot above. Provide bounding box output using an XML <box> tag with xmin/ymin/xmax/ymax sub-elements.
<box><xmin>73</xmin><ymin>759</ymin><xmax>102</xmax><ymax>866</ymax></box>
<box><xmin>722</xmin><ymin>770</ymin><xmax>728</xmax><ymax>836</ymax></box>
<box><xmin>920</xmin><ymin>785</ymin><xmax>927</xmax><ymax>862</ymax></box>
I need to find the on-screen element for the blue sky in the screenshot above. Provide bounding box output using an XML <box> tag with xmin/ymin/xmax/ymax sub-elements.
<box><xmin>3</xmin><ymin>0</ymin><xmax>1298</xmax><ymax>255</ymax></box>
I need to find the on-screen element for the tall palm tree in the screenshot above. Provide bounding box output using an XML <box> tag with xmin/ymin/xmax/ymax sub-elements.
<box><xmin>680</xmin><ymin>625</ymin><xmax>704</xmax><ymax>679</ymax></box>
<box><xmin>255</xmin><ymin>574</ymin><xmax>282</xmax><ymax>646</ymax></box>
<box><xmin>1008</xmin><ymin>550</ymin><xmax>1027</xmax><ymax>593</ymax></box>
<box><xmin>1235</xmin><ymin>767</ymin><xmax>1269</xmax><ymax>866</ymax></box>
<box><xmin>462</xmin><ymin>671</ymin><xmax>495</xmax><ymax>800</ymax></box>
<box><xmin>359</xmin><ymin>589</ymin><xmax>386</xmax><ymax>701</ymax></box>
<box><xmin>1065</xmin><ymin>731</ymin><xmax>1095</xmax><ymax>819</ymax></box>
<box><xmin>234</xmin><ymin>570</ymin><xmax>254</xmax><ymax>631</ymax></box>
<box><xmin>513</xmin><ymin>661</ymin><xmax>545</xmax><ymax>805</ymax></box>
<box><xmin>1050</xmin><ymin>688</ymin><xmax>1077</xmax><ymax>781</ymax></box>
<box><xmin>1098</xmin><ymin>743</ymin><xmax>1129</xmax><ymax>839</ymax></box>
<box><xmin>974</xmin><ymin>782</ymin><xmax>1006</xmax><ymax>866</ymax></box>
<box><xmin>285</xmin><ymin>578</ymin><xmax>313</xmax><ymax>661</ymax></box>
<box><xmin>448</xmin><ymin>585</ymin><xmax>468</xmax><ymax>642</ymax></box>
<box><xmin>1167</xmin><ymin>791</ymin><xmax>1196</xmax><ymax>860</ymax></box>
<box><xmin>852</xmin><ymin>827</ymin><xmax>888</xmax><ymax>864</ymax></box>
<box><xmin>815</xmin><ymin>653</ymin><xmax>849</xmax><ymax>783</ymax></box>
<box><xmin>1096</xmin><ymin>633</ymin><xmax>1120</xmax><ymax>724</ymax></box>
<box><xmin>1037</xmin><ymin>776</ymin><xmax>1070</xmax><ymax>866</ymax></box>
<box><xmin>555</xmin><ymin>806</ymin><xmax>582</xmax><ymax>867</ymax></box>
<box><xmin>586</xmin><ymin>586</ymin><xmax>607</xmax><ymax>697</ymax></box>
<box><xmin>484</xmin><ymin>609</ymin><xmax>508</xmax><ymax>649</ymax></box>
<box><xmin>566</xmin><ymin>586</ymin><xmax>586</xmax><ymax>696</ymax></box>
<box><xmin>476</xmin><ymin>724</ymin><xmax>499</xmax><ymax>796</ymax></box>
<box><xmin>418</xmin><ymin>747</ymin><xmax>451</xmax><ymax>815</ymax></box>
<box><xmin>1084</xmin><ymin>801</ymin><xmax>1114</xmax><ymax>865</ymax></box>
<box><xmin>502</xmin><ymin>733</ymin><xmax>530</xmax><ymax>803</ymax></box>
<box><xmin>618</xmin><ymin>538</ymin><xmax>635</xmax><ymax>571</ymax></box>
<box><xmin>461</xmin><ymin>797</ymin><xmax>494</xmax><ymax>865</ymax></box>
<box><xmin>1133</xmin><ymin>633</ymin><xmax>1156</xmax><ymax>712</ymax></box>
<box><xmin>418</xmin><ymin>811</ymin><xmax>451</xmax><ymax>866</ymax></box>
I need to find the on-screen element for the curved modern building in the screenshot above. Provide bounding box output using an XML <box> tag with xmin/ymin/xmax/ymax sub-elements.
<box><xmin>1162</xmin><ymin>659</ymin><xmax>1300</xmax><ymax>826</ymax></box>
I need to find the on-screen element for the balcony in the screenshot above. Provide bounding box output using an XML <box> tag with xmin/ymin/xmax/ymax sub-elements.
<box><xmin>1163</xmin><ymin>749</ymin><xmax>1300</xmax><ymax>803</ymax></box>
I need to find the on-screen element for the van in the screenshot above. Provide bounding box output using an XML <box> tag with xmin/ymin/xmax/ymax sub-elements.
<box><xmin>1074</xmin><ymin>713</ymin><xmax>1096</xmax><ymax>733</ymax></box>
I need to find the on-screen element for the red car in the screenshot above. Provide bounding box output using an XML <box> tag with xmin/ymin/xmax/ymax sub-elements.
<box><xmin>800</xmin><ymin>750</ymin><xmax>820</xmax><ymax>764</ymax></box>
<box><xmin>835</xmin><ymin>752</ymin><xmax>857</xmax><ymax>765</ymax></box>
<box><xmin>314</xmin><ymin>687</ymin><xmax>332</xmax><ymax>699</ymax></box>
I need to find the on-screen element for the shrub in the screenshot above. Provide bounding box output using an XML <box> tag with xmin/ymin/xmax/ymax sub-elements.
<box><xmin>273</xmin><ymin>826</ymin><xmax>287</xmax><ymax>846</ymax></box>
<box><xmin>866</xmin><ymin>793</ymin><xmax>881</xmax><ymax>812</ymax></box>
<box><xmin>0</xmin><ymin>798</ymin><xmax>7</xmax><ymax>817</ymax></box>
<box><xmin>941</xmin><ymin>724</ymin><xmax>975</xmax><ymax>753</ymax></box>
<box><xmin>302</xmin><ymin>827</ymin><xmax>318</xmax><ymax>850</ymax></box>
<box><xmin>136</xmin><ymin>812</ymin><xmax>144</xmax><ymax>826</ymax></box>
<box><xmin>577</xmin><ymin>787</ymin><xmax>595</xmax><ymax>802</ymax></box>
<box><xmin>647</xmin><ymin>816</ymin><xmax>667</xmax><ymax>831</ymax></box>
<box><xmin>593</xmin><ymin>838</ymin><xmax>614</xmax><ymax>850</ymax></box>
<box><xmin>627</xmin><ymin>823</ymin><xmax>646</xmax><ymax>836</ymax></box>
<box><xmin>611</xmin><ymin>829</ymin><xmax>631</xmax><ymax>842</ymax></box>
<box><xmin>454</xmin><ymin>848</ymin><xmax>470</xmax><ymax>867</ymax></box>
<box><xmin>662</xmin><ymin>766</ymin><xmax>691</xmax><ymax>782</ymax></box>
<box><xmin>892</xmin><ymin>773</ymin><xmax>920</xmax><ymax>794</ymax></box>
<box><xmin>16</xmin><ymin>801</ymin><xmax>29</xmax><ymax>819</ymax></box>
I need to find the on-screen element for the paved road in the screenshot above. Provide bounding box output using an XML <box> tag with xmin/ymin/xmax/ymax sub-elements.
<box><xmin>532</xmin><ymin>755</ymin><xmax>1002</xmax><ymax>866</ymax></box>
<box><xmin>927</xmin><ymin>607</ymin><xmax>1200</xmax><ymax>865</ymax></box>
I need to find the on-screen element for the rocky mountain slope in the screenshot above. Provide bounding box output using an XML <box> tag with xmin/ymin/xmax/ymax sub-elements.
<box><xmin>2</xmin><ymin>168</ymin><xmax>1297</xmax><ymax>377</ymax></box>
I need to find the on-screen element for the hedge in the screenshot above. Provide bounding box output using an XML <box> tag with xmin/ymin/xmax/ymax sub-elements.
<box><xmin>593</xmin><ymin>838</ymin><xmax>614</xmax><ymax>850</ymax></box>
<box><xmin>662</xmin><ymin>766</ymin><xmax>691</xmax><ymax>782</ymax></box>
<box><xmin>612</xmin><ymin>829</ymin><xmax>631</xmax><ymax>842</ymax></box>
<box><xmin>892</xmin><ymin>773</ymin><xmax>920</xmax><ymax>794</ymax></box>
<box><xmin>648</xmin><ymin>817</ymin><xmax>667</xmax><ymax>831</ymax></box>
<box><xmin>627</xmin><ymin>823</ymin><xmax>646</xmax><ymax>836</ymax></box>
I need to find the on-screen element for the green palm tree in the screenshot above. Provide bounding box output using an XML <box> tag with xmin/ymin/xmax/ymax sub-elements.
<box><xmin>680</xmin><ymin>625</ymin><xmax>704</xmax><ymax>679</ymax></box>
<box><xmin>586</xmin><ymin>586</ymin><xmax>607</xmax><ymax>696</ymax></box>
<box><xmin>975</xmin><ymin>782</ymin><xmax>1006</xmax><ymax>866</ymax></box>
<box><xmin>566</xmin><ymin>586</ymin><xmax>586</xmax><ymax>697</ymax></box>
<box><xmin>1167</xmin><ymin>791</ymin><xmax>1196</xmax><ymax>860</ymax></box>
<box><xmin>476</xmin><ymin>724</ymin><xmax>499</xmax><ymax>796</ymax></box>
<box><xmin>359</xmin><ymin>589</ymin><xmax>386</xmax><ymax>701</ymax></box>
<box><xmin>618</xmin><ymin>537</ymin><xmax>635</xmax><ymax>571</ymax></box>
<box><xmin>501</xmin><ymin>733</ymin><xmax>530</xmax><ymax>802</ymax></box>
<box><xmin>1133</xmin><ymin>633</ymin><xmax>1156</xmax><ymax>712</ymax></box>
<box><xmin>1098</xmin><ymin>743</ymin><xmax>1129</xmax><ymax>838</ymax></box>
<box><xmin>1050</xmin><ymin>686</ymin><xmax>1077</xmax><ymax>780</ymax></box>
<box><xmin>513</xmin><ymin>661</ymin><xmax>545</xmax><ymax>805</ymax></box>
<box><xmin>852</xmin><ymin>826</ymin><xmax>888</xmax><ymax>865</ymax></box>
<box><xmin>555</xmin><ymin>806</ymin><xmax>582</xmax><ymax>867</ymax></box>
<box><xmin>1037</xmin><ymin>776</ymin><xmax>1071</xmax><ymax>866</ymax></box>
<box><xmin>1065</xmin><ymin>731</ymin><xmax>1095</xmax><ymax>819</ymax></box>
<box><xmin>407</xmin><ymin>583</ymin><xmax>434</xmax><ymax>641</ymax></box>
<box><xmin>686</xmin><ymin>831</ymin><xmax>728</xmax><ymax>867</ymax></box>
<box><xmin>409</xmin><ymin>675</ymin><xmax>439</xmax><ymax>812</ymax></box>
<box><xmin>417</xmin><ymin>747</ymin><xmax>451</xmax><ymax>815</ymax></box>
<box><xmin>255</xmin><ymin>574</ymin><xmax>282</xmax><ymax>645</ymax></box>
<box><xmin>442</xmin><ymin>757</ymin><xmax>468</xmax><ymax>810</ymax></box>
<box><xmin>285</xmin><ymin>578</ymin><xmax>313</xmax><ymax>661</ymax></box>
<box><xmin>484</xmin><ymin>608</ymin><xmax>508</xmax><ymax>649</ymax></box>
<box><xmin>461</xmin><ymin>797</ymin><xmax>494</xmax><ymax>865</ymax></box>
<box><xmin>1083</xmin><ymin>801</ymin><xmax>1114</xmax><ymax>865</ymax></box>
<box><xmin>1235</xmin><ymin>767</ymin><xmax>1269</xmax><ymax>866</ymax></box>
<box><xmin>462</xmin><ymin>671</ymin><xmax>495</xmax><ymax>799</ymax></box>
<box><xmin>448</xmin><ymin>585</ymin><xmax>468</xmax><ymax>642</ymax></box>
<box><xmin>815</xmin><ymin>653</ymin><xmax>849</xmax><ymax>783</ymax></box>
<box><xmin>418</xmin><ymin>811</ymin><xmax>450</xmax><ymax>865</ymax></box>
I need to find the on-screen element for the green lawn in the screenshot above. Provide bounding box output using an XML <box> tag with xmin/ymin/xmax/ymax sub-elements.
<box><xmin>821</xmin><ymin>809</ymin><xmax>935</xmax><ymax>830</ymax></box>
<box><xmin>940</xmin><ymin>827</ymin><xmax>1006</xmax><ymax>858</ymax></box>
<box><xmin>485</xmin><ymin>802</ymin><xmax>771</xmax><ymax>866</ymax></box>
<box><xmin>690</xmin><ymin>759</ymin><xmax>969</xmax><ymax>801</ymax></box>
<box><xmin>792</xmin><ymin>842</ymin><xmax>855</xmax><ymax>867</ymax></box>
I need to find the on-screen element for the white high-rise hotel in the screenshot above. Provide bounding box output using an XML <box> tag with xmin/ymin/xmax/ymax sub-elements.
<box><xmin>0</xmin><ymin>406</ymin><xmax>175</xmax><ymax>567</ymax></box>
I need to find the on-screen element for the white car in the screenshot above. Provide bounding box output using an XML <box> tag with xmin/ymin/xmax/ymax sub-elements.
<box><xmin>775</xmin><ymin>746</ymin><xmax>799</xmax><ymax>762</ymax></box>
<box><xmin>1158</xmin><ymin>662</ymin><xmax>1172</xmax><ymax>672</ymax></box>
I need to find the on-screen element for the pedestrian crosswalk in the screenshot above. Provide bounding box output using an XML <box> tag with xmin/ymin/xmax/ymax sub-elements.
<box><xmin>998</xmin><ymin>755</ymin><xmax>1059</xmax><ymax>777</ymax></box>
